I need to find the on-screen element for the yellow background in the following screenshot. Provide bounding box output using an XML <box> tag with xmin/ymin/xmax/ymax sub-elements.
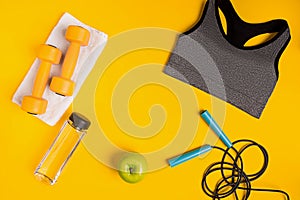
<box><xmin>1</xmin><ymin>0</ymin><xmax>299</xmax><ymax>199</ymax></box>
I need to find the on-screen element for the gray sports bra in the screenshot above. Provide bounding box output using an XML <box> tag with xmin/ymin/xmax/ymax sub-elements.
<box><xmin>164</xmin><ymin>0</ymin><xmax>290</xmax><ymax>118</ymax></box>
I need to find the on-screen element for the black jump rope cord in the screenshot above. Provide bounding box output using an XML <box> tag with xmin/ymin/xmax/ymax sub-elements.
<box><xmin>201</xmin><ymin>139</ymin><xmax>290</xmax><ymax>200</ymax></box>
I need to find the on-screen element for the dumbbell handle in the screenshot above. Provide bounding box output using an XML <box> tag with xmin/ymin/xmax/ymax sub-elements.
<box><xmin>61</xmin><ymin>42</ymin><xmax>81</xmax><ymax>78</ymax></box>
<box><xmin>32</xmin><ymin>61</ymin><xmax>51</xmax><ymax>98</ymax></box>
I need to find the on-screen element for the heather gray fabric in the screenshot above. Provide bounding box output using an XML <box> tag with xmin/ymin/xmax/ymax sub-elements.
<box><xmin>164</xmin><ymin>0</ymin><xmax>290</xmax><ymax>118</ymax></box>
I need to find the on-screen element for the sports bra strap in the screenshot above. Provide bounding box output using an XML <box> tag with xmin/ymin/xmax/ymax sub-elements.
<box><xmin>216</xmin><ymin>0</ymin><xmax>290</xmax><ymax>48</ymax></box>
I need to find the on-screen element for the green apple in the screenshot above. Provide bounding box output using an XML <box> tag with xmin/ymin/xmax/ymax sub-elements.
<box><xmin>118</xmin><ymin>152</ymin><xmax>147</xmax><ymax>184</ymax></box>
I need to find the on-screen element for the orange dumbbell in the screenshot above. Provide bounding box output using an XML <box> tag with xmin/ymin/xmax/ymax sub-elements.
<box><xmin>21</xmin><ymin>44</ymin><xmax>62</xmax><ymax>114</ymax></box>
<box><xmin>50</xmin><ymin>25</ymin><xmax>90</xmax><ymax>96</ymax></box>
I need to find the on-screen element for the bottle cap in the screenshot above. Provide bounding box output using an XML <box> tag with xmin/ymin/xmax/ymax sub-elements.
<box><xmin>69</xmin><ymin>112</ymin><xmax>91</xmax><ymax>130</ymax></box>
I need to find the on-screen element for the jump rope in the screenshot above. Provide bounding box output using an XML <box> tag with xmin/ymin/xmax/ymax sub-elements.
<box><xmin>168</xmin><ymin>110</ymin><xmax>290</xmax><ymax>200</ymax></box>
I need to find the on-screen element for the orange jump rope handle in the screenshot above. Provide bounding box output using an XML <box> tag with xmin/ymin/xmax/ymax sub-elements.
<box><xmin>50</xmin><ymin>26</ymin><xmax>90</xmax><ymax>96</ymax></box>
<box><xmin>21</xmin><ymin>44</ymin><xmax>62</xmax><ymax>114</ymax></box>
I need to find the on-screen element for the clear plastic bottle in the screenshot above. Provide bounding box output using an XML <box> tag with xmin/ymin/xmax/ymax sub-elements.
<box><xmin>34</xmin><ymin>112</ymin><xmax>91</xmax><ymax>185</ymax></box>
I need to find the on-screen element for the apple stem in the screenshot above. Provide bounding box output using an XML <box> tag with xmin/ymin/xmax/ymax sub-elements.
<box><xmin>129</xmin><ymin>167</ymin><xmax>134</xmax><ymax>174</ymax></box>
